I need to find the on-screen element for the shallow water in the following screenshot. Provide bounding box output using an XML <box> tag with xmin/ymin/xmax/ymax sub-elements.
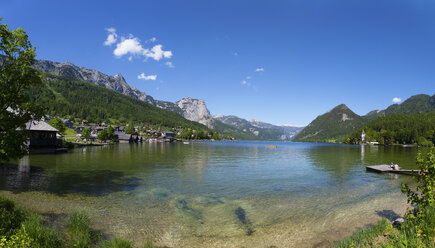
<box><xmin>0</xmin><ymin>141</ymin><xmax>425</xmax><ymax>247</ymax></box>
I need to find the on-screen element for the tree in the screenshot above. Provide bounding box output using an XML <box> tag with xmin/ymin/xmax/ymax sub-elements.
<box><xmin>97</xmin><ymin>129</ymin><xmax>108</xmax><ymax>141</ymax></box>
<box><xmin>401</xmin><ymin>147</ymin><xmax>435</xmax><ymax>215</ymax></box>
<box><xmin>125</xmin><ymin>121</ymin><xmax>135</xmax><ymax>134</ymax></box>
<box><xmin>81</xmin><ymin>128</ymin><xmax>91</xmax><ymax>140</ymax></box>
<box><xmin>107</xmin><ymin>125</ymin><xmax>114</xmax><ymax>140</ymax></box>
<box><xmin>0</xmin><ymin>18</ymin><xmax>43</xmax><ymax>164</ymax></box>
<box><xmin>47</xmin><ymin>117</ymin><xmax>65</xmax><ymax>136</ymax></box>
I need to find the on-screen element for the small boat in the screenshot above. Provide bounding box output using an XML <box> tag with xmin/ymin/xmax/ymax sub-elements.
<box><xmin>183</xmin><ymin>141</ymin><xmax>190</xmax><ymax>144</ymax></box>
<box><xmin>56</xmin><ymin>148</ymin><xmax>68</xmax><ymax>153</ymax></box>
<box><xmin>265</xmin><ymin>145</ymin><xmax>277</xmax><ymax>148</ymax></box>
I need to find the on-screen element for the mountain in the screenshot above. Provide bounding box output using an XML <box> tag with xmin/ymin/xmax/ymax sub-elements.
<box><xmin>214</xmin><ymin>115</ymin><xmax>304</xmax><ymax>140</ymax></box>
<box><xmin>294</xmin><ymin>94</ymin><xmax>435</xmax><ymax>143</ymax></box>
<box><xmin>27</xmin><ymin>74</ymin><xmax>209</xmax><ymax>131</ymax></box>
<box><xmin>383</xmin><ymin>94</ymin><xmax>434</xmax><ymax>116</ymax></box>
<box><xmin>293</xmin><ymin>104</ymin><xmax>365</xmax><ymax>142</ymax></box>
<box><xmin>32</xmin><ymin>59</ymin><xmax>219</xmax><ymax>127</ymax></box>
<box><xmin>31</xmin><ymin>58</ymin><xmax>271</xmax><ymax>139</ymax></box>
<box><xmin>33</xmin><ymin>60</ymin><xmax>152</xmax><ymax>102</ymax></box>
<box><xmin>176</xmin><ymin>98</ymin><xmax>215</xmax><ymax>128</ymax></box>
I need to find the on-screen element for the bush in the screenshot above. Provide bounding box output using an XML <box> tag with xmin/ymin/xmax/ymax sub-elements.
<box><xmin>22</xmin><ymin>212</ymin><xmax>62</xmax><ymax>248</ymax></box>
<box><xmin>0</xmin><ymin>196</ymin><xmax>27</xmax><ymax>236</ymax></box>
<box><xmin>67</xmin><ymin>212</ymin><xmax>94</xmax><ymax>248</ymax></box>
<box><xmin>100</xmin><ymin>237</ymin><xmax>134</xmax><ymax>248</ymax></box>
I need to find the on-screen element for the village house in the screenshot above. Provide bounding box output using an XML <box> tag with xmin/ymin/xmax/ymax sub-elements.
<box><xmin>24</xmin><ymin>120</ymin><xmax>58</xmax><ymax>152</ymax></box>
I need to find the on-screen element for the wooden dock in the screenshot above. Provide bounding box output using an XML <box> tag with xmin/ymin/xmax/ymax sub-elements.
<box><xmin>366</xmin><ymin>164</ymin><xmax>420</xmax><ymax>175</ymax></box>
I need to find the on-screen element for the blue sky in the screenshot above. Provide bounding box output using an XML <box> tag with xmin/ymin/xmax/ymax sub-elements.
<box><xmin>1</xmin><ymin>0</ymin><xmax>434</xmax><ymax>126</ymax></box>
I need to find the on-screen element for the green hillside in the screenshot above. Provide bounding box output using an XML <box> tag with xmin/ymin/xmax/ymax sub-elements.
<box><xmin>293</xmin><ymin>104</ymin><xmax>365</xmax><ymax>142</ymax></box>
<box><xmin>294</xmin><ymin>94</ymin><xmax>435</xmax><ymax>143</ymax></box>
<box><xmin>27</xmin><ymin>75</ymin><xmax>209</xmax><ymax>131</ymax></box>
<box><xmin>213</xmin><ymin>120</ymin><xmax>260</xmax><ymax>140</ymax></box>
<box><xmin>346</xmin><ymin>113</ymin><xmax>435</xmax><ymax>146</ymax></box>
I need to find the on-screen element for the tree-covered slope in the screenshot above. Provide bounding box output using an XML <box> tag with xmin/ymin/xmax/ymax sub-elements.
<box><xmin>27</xmin><ymin>75</ymin><xmax>209</xmax><ymax>130</ymax></box>
<box><xmin>346</xmin><ymin>113</ymin><xmax>435</xmax><ymax>146</ymax></box>
<box><xmin>295</xmin><ymin>94</ymin><xmax>435</xmax><ymax>143</ymax></box>
<box><xmin>293</xmin><ymin>104</ymin><xmax>365</xmax><ymax>142</ymax></box>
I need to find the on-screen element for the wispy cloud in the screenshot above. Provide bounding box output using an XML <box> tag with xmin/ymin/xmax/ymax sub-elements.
<box><xmin>241</xmin><ymin>80</ymin><xmax>248</xmax><ymax>85</ymax></box>
<box><xmin>104</xmin><ymin>27</ymin><xmax>118</xmax><ymax>46</ymax></box>
<box><xmin>392</xmin><ymin>97</ymin><xmax>402</xmax><ymax>103</ymax></box>
<box><xmin>165</xmin><ymin>61</ymin><xmax>174</xmax><ymax>68</ymax></box>
<box><xmin>255</xmin><ymin>67</ymin><xmax>264</xmax><ymax>72</ymax></box>
<box><xmin>138</xmin><ymin>73</ymin><xmax>157</xmax><ymax>80</ymax></box>
<box><xmin>106</xmin><ymin>28</ymin><xmax>172</xmax><ymax>62</ymax></box>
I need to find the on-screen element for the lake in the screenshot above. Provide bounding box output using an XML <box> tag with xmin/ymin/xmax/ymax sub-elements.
<box><xmin>0</xmin><ymin>141</ymin><xmax>424</xmax><ymax>247</ymax></box>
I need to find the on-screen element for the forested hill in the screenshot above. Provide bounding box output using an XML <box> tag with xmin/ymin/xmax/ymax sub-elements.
<box><xmin>294</xmin><ymin>94</ymin><xmax>435</xmax><ymax>143</ymax></box>
<box><xmin>293</xmin><ymin>104</ymin><xmax>365</xmax><ymax>142</ymax></box>
<box><xmin>346</xmin><ymin>113</ymin><xmax>435</xmax><ymax>146</ymax></box>
<box><xmin>26</xmin><ymin>75</ymin><xmax>209</xmax><ymax>131</ymax></box>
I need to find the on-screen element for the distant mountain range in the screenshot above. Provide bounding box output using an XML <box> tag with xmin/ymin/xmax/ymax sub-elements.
<box><xmin>293</xmin><ymin>94</ymin><xmax>435</xmax><ymax>142</ymax></box>
<box><xmin>31</xmin><ymin>58</ymin><xmax>303</xmax><ymax>140</ymax></box>
<box><xmin>214</xmin><ymin>115</ymin><xmax>304</xmax><ymax>140</ymax></box>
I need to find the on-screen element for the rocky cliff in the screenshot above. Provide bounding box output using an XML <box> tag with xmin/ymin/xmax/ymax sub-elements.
<box><xmin>33</xmin><ymin>60</ymin><xmax>155</xmax><ymax>103</ymax></box>
<box><xmin>176</xmin><ymin>98</ymin><xmax>215</xmax><ymax>128</ymax></box>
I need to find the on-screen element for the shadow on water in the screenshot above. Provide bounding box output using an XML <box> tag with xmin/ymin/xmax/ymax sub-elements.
<box><xmin>0</xmin><ymin>164</ymin><xmax>141</xmax><ymax>196</ymax></box>
<box><xmin>376</xmin><ymin>210</ymin><xmax>402</xmax><ymax>221</ymax></box>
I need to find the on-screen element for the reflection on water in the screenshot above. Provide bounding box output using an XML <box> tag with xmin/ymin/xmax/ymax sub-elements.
<box><xmin>1</xmin><ymin>142</ymin><xmax>426</xmax><ymax>247</ymax></box>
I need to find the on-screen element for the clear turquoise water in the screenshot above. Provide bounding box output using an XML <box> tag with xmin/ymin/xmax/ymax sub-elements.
<box><xmin>0</xmin><ymin>141</ymin><xmax>424</xmax><ymax>247</ymax></box>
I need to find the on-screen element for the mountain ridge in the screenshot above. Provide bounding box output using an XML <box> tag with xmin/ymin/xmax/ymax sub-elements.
<box><xmin>294</xmin><ymin>94</ymin><xmax>435</xmax><ymax>142</ymax></box>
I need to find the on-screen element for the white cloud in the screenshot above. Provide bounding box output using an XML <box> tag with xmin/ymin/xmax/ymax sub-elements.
<box><xmin>113</xmin><ymin>37</ymin><xmax>144</xmax><ymax>57</ymax></box>
<box><xmin>255</xmin><ymin>67</ymin><xmax>264</xmax><ymax>72</ymax></box>
<box><xmin>104</xmin><ymin>27</ymin><xmax>118</xmax><ymax>46</ymax></box>
<box><xmin>392</xmin><ymin>97</ymin><xmax>402</xmax><ymax>103</ymax></box>
<box><xmin>138</xmin><ymin>73</ymin><xmax>157</xmax><ymax>80</ymax></box>
<box><xmin>143</xmin><ymin>44</ymin><xmax>173</xmax><ymax>61</ymax></box>
<box><xmin>106</xmin><ymin>29</ymin><xmax>173</xmax><ymax>61</ymax></box>
<box><xmin>241</xmin><ymin>80</ymin><xmax>248</xmax><ymax>85</ymax></box>
<box><xmin>165</xmin><ymin>61</ymin><xmax>174</xmax><ymax>68</ymax></box>
<box><xmin>246</xmin><ymin>76</ymin><xmax>251</xmax><ymax>80</ymax></box>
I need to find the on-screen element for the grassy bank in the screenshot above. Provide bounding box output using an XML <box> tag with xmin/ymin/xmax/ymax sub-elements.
<box><xmin>0</xmin><ymin>195</ymin><xmax>157</xmax><ymax>248</ymax></box>
<box><xmin>332</xmin><ymin>206</ymin><xmax>435</xmax><ymax>247</ymax></box>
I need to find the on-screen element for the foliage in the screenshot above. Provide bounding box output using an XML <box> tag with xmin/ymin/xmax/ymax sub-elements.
<box><xmin>401</xmin><ymin>147</ymin><xmax>435</xmax><ymax>214</ymax></box>
<box><xmin>0</xmin><ymin>195</ymin><xmax>164</xmax><ymax>248</ymax></box>
<box><xmin>333</xmin><ymin>206</ymin><xmax>435</xmax><ymax>248</ymax></box>
<box><xmin>81</xmin><ymin>128</ymin><xmax>91</xmax><ymax>140</ymax></box>
<box><xmin>346</xmin><ymin>113</ymin><xmax>435</xmax><ymax>145</ymax></box>
<box><xmin>125</xmin><ymin>121</ymin><xmax>135</xmax><ymax>134</ymax></box>
<box><xmin>107</xmin><ymin>125</ymin><xmax>114</xmax><ymax>140</ymax></box>
<box><xmin>96</xmin><ymin>129</ymin><xmax>108</xmax><ymax>141</ymax></box>
<box><xmin>100</xmin><ymin>237</ymin><xmax>133</xmax><ymax>248</ymax></box>
<box><xmin>0</xmin><ymin>196</ymin><xmax>26</xmax><ymax>236</ymax></box>
<box><xmin>66</xmin><ymin>212</ymin><xmax>96</xmax><ymax>248</ymax></box>
<box><xmin>0</xmin><ymin>18</ymin><xmax>43</xmax><ymax>164</ymax></box>
<box><xmin>0</xmin><ymin>226</ymin><xmax>34</xmax><ymax>248</ymax></box>
<box><xmin>64</xmin><ymin>128</ymin><xmax>76</xmax><ymax>138</ymax></box>
<box><xmin>21</xmin><ymin>212</ymin><xmax>62</xmax><ymax>248</ymax></box>
<box><xmin>47</xmin><ymin>117</ymin><xmax>65</xmax><ymax>136</ymax></box>
<box><xmin>385</xmin><ymin>206</ymin><xmax>435</xmax><ymax>248</ymax></box>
